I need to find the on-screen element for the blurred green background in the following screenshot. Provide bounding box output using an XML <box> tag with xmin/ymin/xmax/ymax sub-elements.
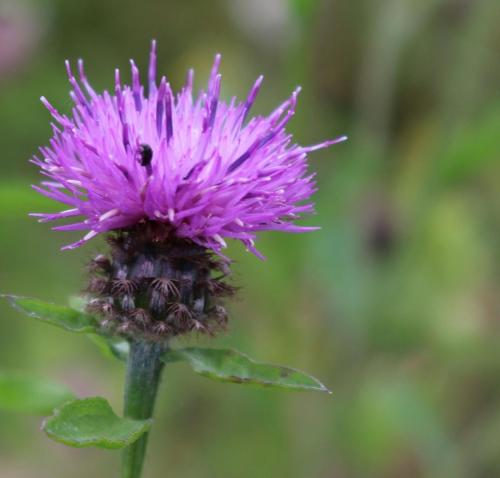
<box><xmin>1</xmin><ymin>0</ymin><xmax>499</xmax><ymax>477</ymax></box>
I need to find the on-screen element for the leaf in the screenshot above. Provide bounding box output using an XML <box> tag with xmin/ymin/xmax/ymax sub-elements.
<box><xmin>3</xmin><ymin>295</ymin><xmax>98</xmax><ymax>333</ymax></box>
<box><xmin>42</xmin><ymin>397</ymin><xmax>151</xmax><ymax>449</ymax></box>
<box><xmin>163</xmin><ymin>347</ymin><xmax>331</xmax><ymax>393</ymax></box>
<box><xmin>68</xmin><ymin>295</ymin><xmax>87</xmax><ymax>312</ymax></box>
<box><xmin>65</xmin><ymin>297</ymin><xmax>129</xmax><ymax>360</ymax></box>
<box><xmin>87</xmin><ymin>334</ymin><xmax>129</xmax><ymax>361</ymax></box>
<box><xmin>0</xmin><ymin>372</ymin><xmax>75</xmax><ymax>415</ymax></box>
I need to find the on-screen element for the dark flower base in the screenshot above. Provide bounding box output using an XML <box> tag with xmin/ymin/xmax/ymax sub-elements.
<box><xmin>86</xmin><ymin>222</ymin><xmax>235</xmax><ymax>340</ymax></box>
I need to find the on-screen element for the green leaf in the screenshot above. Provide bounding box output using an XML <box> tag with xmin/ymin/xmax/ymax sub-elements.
<box><xmin>68</xmin><ymin>295</ymin><xmax>87</xmax><ymax>312</ymax></box>
<box><xmin>42</xmin><ymin>397</ymin><xmax>151</xmax><ymax>449</ymax></box>
<box><xmin>3</xmin><ymin>295</ymin><xmax>98</xmax><ymax>333</ymax></box>
<box><xmin>87</xmin><ymin>334</ymin><xmax>129</xmax><ymax>361</ymax></box>
<box><xmin>0</xmin><ymin>372</ymin><xmax>75</xmax><ymax>415</ymax></box>
<box><xmin>163</xmin><ymin>347</ymin><xmax>331</xmax><ymax>393</ymax></box>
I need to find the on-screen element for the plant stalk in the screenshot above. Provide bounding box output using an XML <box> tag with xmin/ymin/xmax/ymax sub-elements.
<box><xmin>121</xmin><ymin>339</ymin><xmax>167</xmax><ymax>478</ymax></box>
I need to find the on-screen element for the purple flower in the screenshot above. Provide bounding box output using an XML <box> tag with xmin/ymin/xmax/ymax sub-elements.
<box><xmin>32</xmin><ymin>41</ymin><xmax>346</xmax><ymax>257</ymax></box>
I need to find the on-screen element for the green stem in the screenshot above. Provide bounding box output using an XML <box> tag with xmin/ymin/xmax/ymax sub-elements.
<box><xmin>121</xmin><ymin>340</ymin><xmax>167</xmax><ymax>478</ymax></box>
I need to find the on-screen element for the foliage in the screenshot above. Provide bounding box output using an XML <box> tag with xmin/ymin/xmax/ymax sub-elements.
<box><xmin>163</xmin><ymin>347</ymin><xmax>330</xmax><ymax>393</ymax></box>
<box><xmin>43</xmin><ymin>397</ymin><xmax>151</xmax><ymax>449</ymax></box>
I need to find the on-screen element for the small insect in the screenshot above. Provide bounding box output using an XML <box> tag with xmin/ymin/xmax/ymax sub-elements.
<box><xmin>136</xmin><ymin>143</ymin><xmax>153</xmax><ymax>176</ymax></box>
<box><xmin>136</xmin><ymin>144</ymin><xmax>153</xmax><ymax>167</ymax></box>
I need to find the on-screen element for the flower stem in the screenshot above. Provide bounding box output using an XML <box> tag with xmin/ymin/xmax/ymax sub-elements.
<box><xmin>121</xmin><ymin>340</ymin><xmax>167</xmax><ymax>478</ymax></box>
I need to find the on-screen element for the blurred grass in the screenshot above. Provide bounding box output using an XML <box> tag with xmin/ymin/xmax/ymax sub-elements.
<box><xmin>1</xmin><ymin>0</ymin><xmax>500</xmax><ymax>477</ymax></box>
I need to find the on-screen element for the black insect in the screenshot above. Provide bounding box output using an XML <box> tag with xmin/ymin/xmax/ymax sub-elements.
<box><xmin>137</xmin><ymin>144</ymin><xmax>153</xmax><ymax>167</ymax></box>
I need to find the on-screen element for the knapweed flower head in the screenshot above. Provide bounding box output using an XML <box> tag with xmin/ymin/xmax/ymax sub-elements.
<box><xmin>32</xmin><ymin>41</ymin><xmax>346</xmax><ymax>258</ymax></box>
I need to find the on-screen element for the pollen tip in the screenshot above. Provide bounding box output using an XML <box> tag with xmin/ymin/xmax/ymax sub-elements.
<box><xmin>168</xmin><ymin>208</ymin><xmax>175</xmax><ymax>222</ymax></box>
<box><xmin>213</xmin><ymin>234</ymin><xmax>227</xmax><ymax>248</ymax></box>
<box><xmin>83</xmin><ymin>230</ymin><xmax>99</xmax><ymax>241</ymax></box>
<box><xmin>99</xmin><ymin>208</ymin><xmax>120</xmax><ymax>222</ymax></box>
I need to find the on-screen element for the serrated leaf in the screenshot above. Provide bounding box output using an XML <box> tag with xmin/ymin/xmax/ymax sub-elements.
<box><xmin>3</xmin><ymin>295</ymin><xmax>98</xmax><ymax>333</ymax></box>
<box><xmin>87</xmin><ymin>334</ymin><xmax>129</xmax><ymax>361</ymax></box>
<box><xmin>0</xmin><ymin>372</ymin><xmax>75</xmax><ymax>415</ymax></box>
<box><xmin>163</xmin><ymin>348</ymin><xmax>331</xmax><ymax>393</ymax></box>
<box><xmin>43</xmin><ymin>397</ymin><xmax>151</xmax><ymax>449</ymax></box>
